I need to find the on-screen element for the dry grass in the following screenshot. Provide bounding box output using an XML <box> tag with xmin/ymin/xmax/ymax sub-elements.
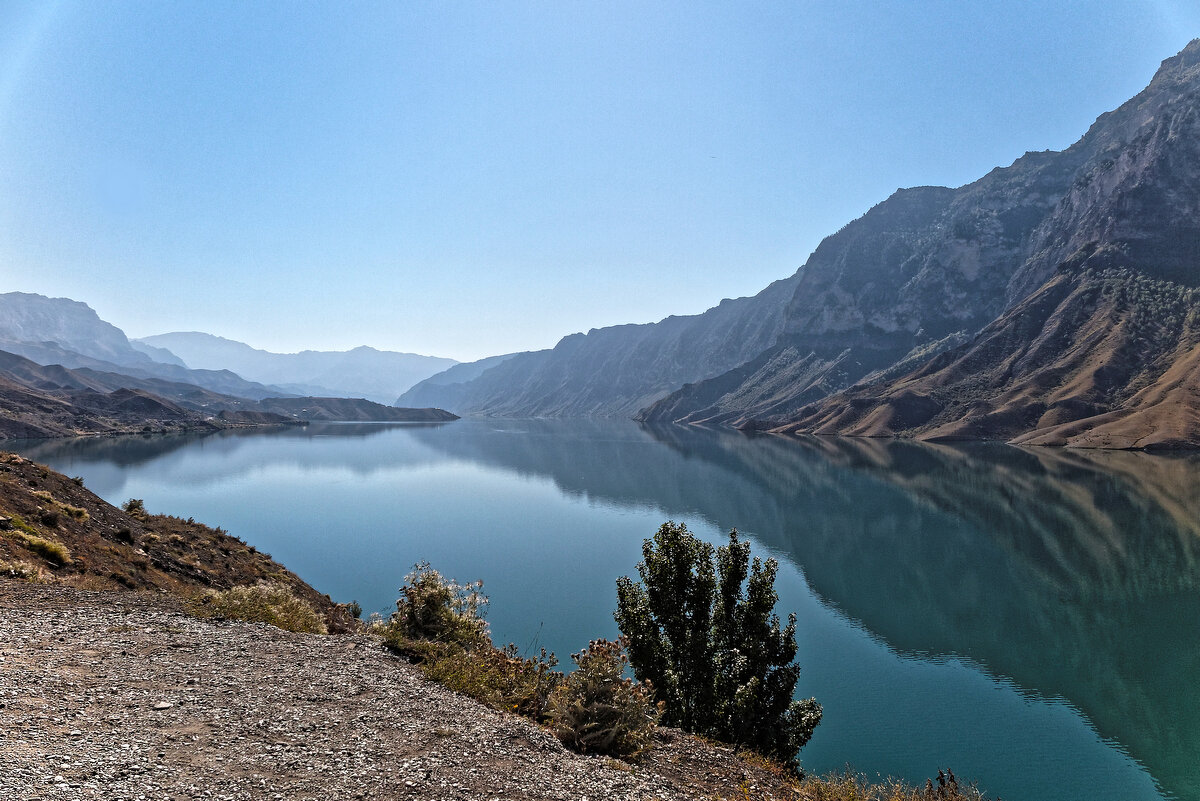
<box><xmin>6</xmin><ymin>530</ymin><xmax>72</xmax><ymax>565</ymax></box>
<box><xmin>0</xmin><ymin>559</ymin><xmax>48</xmax><ymax>582</ymax></box>
<box><xmin>547</xmin><ymin>638</ymin><xmax>660</xmax><ymax>757</ymax></box>
<box><xmin>190</xmin><ymin>582</ymin><xmax>327</xmax><ymax>634</ymax></box>
<box><xmin>385</xmin><ymin>633</ymin><xmax>561</xmax><ymax>721</ymax></box>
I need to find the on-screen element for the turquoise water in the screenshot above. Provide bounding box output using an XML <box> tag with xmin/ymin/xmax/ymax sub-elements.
<box><xmin>12</xmin><ymin>420</ymin><xmax>1200</xmax><ymax>801</ymax></box>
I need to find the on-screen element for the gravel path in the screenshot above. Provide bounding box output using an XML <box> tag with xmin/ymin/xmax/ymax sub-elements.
<box><xmin>0</xmin><ymin>581</ymin><xmax>787</xmax><ymax>801</ymax></box>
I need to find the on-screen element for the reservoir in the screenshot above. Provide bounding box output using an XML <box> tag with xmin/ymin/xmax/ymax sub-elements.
<box><xmin>11</xmin><ymin>419</ymin><xmax>1200</xmax><ymax>801</ymax></box>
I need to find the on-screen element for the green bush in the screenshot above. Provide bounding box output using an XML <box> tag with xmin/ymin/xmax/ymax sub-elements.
<box><xmin>377</xmin><ymin>564</ymin><xmax>560</xmax><ymax>719</ymax></box>
<box><xmin>391</xmin><ymin>561</ymin><xmax>489</xmax><ymax>647</ymax></box>
<box><xmin>192</xmin><ymin>582</ymin><xmax>327</xmax><ymax>634</ymax></box>
<box><xmin>548</xmin><ymin>638</ymin><xmax>660</xmax><ymax>757</ymax></box>
<box><xmin>615</xmin><ymin>522</ymin><xmax>821</xmax><ymax>772</ymax></box>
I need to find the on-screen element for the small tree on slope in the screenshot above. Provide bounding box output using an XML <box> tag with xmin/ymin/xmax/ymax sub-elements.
<box><xmin>615</xmin><ymin>521</ymin><xmax>821</xmax><ymax>770</ymax></box>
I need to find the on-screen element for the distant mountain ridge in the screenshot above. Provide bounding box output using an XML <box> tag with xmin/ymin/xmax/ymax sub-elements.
<box><xmin>140</xmin><ymin>332</ymin><xmax>456</xmax><ymax>404</ymax></box>
<box><xmin>395</xmin><ymin>272</ymin><xmax>803</xmax><ymax>416</ymax></box>
<box><xmin>0</xmin><ymin>292</ymin><xmax>150</xmax><ymax>369</ymax></box>
<box><xmin>0</xmin><ymin>293</ymin><xmax>294</xmax><ymax>400</ymax></box>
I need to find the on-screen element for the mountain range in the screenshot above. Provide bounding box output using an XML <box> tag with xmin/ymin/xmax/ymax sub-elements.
<box><xmin>0</xmin><ymin>293</ymin><xmax>458</xmax><ymax>437</ymax></box>
<box><xmin>399</xmin><ymin>40</ymin><xmax>1200</xmax><ymax>449</ymax></box>
<box><xmin>138</xmin><ymin>332</ymin><xmax>456</xmax><ymax>404</ymax></box>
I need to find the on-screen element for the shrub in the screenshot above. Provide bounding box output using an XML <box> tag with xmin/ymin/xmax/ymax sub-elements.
<box><xmin>62</xmin><ymin>504</ymin><xmax>88</xmax><ymax>520</ymax></box>
<box><xmin>122</xmin><ymin>498</ymin><xmax>146</xmax><ymax>516</ymax></box>
<box><xmin>800</xmin><ymin>769</ymin><xmax>987</xmax><ymax>801</ymax></box>
<box><xmin>420</xmin><ymin>642</ymin><xmax>560</xmax><ymax>720</ymax></box>
<box><xmin>377</xmin><ymin>564</ymin><xmax>560</xmax><ymax>719</ymax></box>
<box><xmin>390</xmin><ymin>561</ymin><xmax>489</xmax><ymax>647</ymax></box>
<box><xmin>548</xmin><ymin>637</ymin><xmax>660</xmax><ymax>757</ymax></box>
<box><xmin>615</xmin><ymin>522</ymin><xmax>821</xmax><ymax>772</ymax></box>
<box><xmin>192</xmin><ymin>582</ymin><xmax>327</xmax><ymax>634</ymax></box>
<box><xmin>38</xmin><ymin>509</ymin><xmax>60</xmax><ymax>528</ymax></box>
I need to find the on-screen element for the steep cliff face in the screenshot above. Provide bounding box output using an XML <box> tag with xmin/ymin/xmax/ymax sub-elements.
<box><xmin>638</xmin><ymin>149</ymin><xmax>1087</xmax><ymax>426</ymax></box>
<box><xmin>1010</xmin><ymin>40</ymin><xmax>1200</xmax><ymax>300</ymax></box>
<box><xmin>643</xmin><ymin>40</ymin><xmax>1200</xmax><ymax>442</ymax></box>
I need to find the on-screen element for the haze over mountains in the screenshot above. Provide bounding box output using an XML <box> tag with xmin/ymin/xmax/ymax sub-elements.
<box><xmin>0</xmin><ymin>292</ymin><xmax>459</xmax><ymax>437</ymax></box>
<box><xmin>138</xmin><ymin>333</ymin><xmax>456</xmax><ymax>405</ymax></box>
<box><xmin>399</xmin><ymin>40</ymin><xmax>1200</xmax><ymax>449</ymax></box>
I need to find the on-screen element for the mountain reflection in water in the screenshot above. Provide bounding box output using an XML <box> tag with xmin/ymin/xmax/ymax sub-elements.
<box><xmin>12</xmin><ymin>421</ymin><xmax>1200</xmax><ymax>800</ymax></box>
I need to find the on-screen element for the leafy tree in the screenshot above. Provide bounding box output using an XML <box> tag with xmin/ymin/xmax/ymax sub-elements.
<box><xmin>615</xmin><ymin>521</ymin><xmax>821</xmax><ymax>770</ymax></box>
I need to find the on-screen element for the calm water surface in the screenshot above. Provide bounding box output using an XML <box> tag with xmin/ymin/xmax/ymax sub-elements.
<box><xmin>12</xmin><ymin>420</ymin><xmax>1200</xmax><ymax>801</ymax></box>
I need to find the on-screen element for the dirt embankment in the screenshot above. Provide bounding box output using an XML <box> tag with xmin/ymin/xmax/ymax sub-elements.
<box><xmin>0</xmin><ymin>451</ymin><xmax>351</xmax><ymax>630</ymax></box>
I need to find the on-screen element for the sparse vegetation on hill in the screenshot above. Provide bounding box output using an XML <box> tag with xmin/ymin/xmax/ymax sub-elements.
<box><xmin>190</xmin><ymin>581</ymin><xmax>328</xmax><ymax>634</ymax></box>
<box><xmin>0</xmin><ymin>452</ymin><xmax>352</xmax><ymax>631</ymax></box>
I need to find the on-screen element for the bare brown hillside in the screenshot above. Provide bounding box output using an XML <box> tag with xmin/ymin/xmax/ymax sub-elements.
<box><xmin>774</xmin><ymin>257</ymin><xmax>1200</xmax><ymax>449</ymax></box>
<box><xmin>0</xmin><ymin>451</ymin><xmax>351</xmax><ymax>629</ymax></box>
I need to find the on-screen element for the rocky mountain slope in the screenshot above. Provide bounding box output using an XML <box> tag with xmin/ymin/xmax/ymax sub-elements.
<box><xmin>760</xmin><ymin>43</ymin><xmax>1200</xmax><ymax>447</ymax></box>
<box><xmin>774</xmin><ymin>256</ymin><xmax>1200</xmax><ymax>448</ymax></box>
<box><xmin>0</xmin><ymin>351</ymin><xmax>231</xmax><ymax>439</ymax></box>
<box><xmin>396</xmin><ymin>272</ymin><xmax>803</xmax><ymax>417</ymax></box>
<box><xmin>402</xmin><ymin>41</ymin><xmax>1200</xmax><ymax>448</ymax></box>
<box><xmin>0</xmin><ymin>293</ymin><xmax>150</xmax><ymax>369</ymax></box>
<box><xmin>140</xmin><ymin>331</ymin><xmax>457</xmax><ymax>404</ymax></box>
<box><xmin>637</xmin><ymin>40</ymin><xmax>1200</xmax><ymax>447</ymax></box>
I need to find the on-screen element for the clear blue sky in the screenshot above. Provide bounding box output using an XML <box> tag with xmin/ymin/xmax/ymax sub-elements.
<box><xmin>1</xmin><ymin>1</ymin><xmax>1197</xmax><ymax>361</ymax></box>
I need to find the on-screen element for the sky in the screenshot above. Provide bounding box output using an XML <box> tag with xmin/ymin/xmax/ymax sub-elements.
<box><xmin>0</xmin><ymin>2</ymin><xmax>1198</xmax><ymax>362</ymax></box>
